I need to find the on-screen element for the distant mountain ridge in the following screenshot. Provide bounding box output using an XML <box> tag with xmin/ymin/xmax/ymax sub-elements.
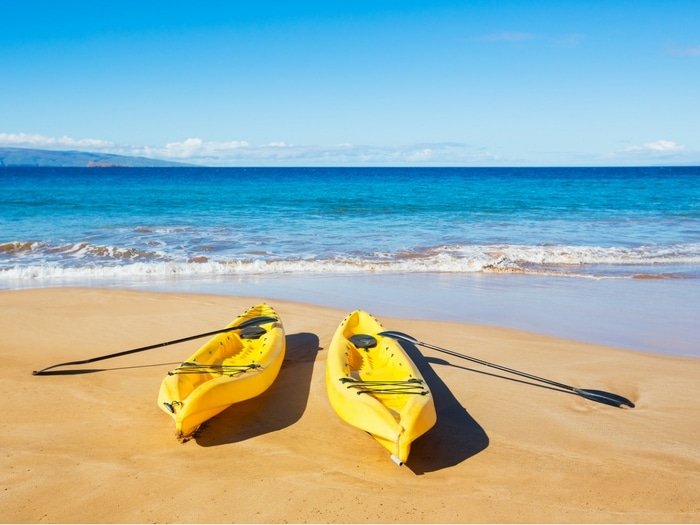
<box><xmin>0</xmin><ymin>147</ymin><xmax>194</xmax><ymax>167</ymax></box>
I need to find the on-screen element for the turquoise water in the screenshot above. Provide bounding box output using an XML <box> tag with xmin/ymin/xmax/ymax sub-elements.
<box><xmin>2</xmin><ymin>166</ymin><xmax>699</xmax><ymax>278</ymax></box>
<box><xmin>1</xmin><ymin>166</ymin><xmax>699</xmax><ymax>356</ymax></box>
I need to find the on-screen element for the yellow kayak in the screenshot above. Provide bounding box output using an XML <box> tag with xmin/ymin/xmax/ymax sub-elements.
<box><xmin>158</xmin><ymin>303</ymin><xmax>285</xmax><ymax>440</ymax></box>
<box><xmin>326</xmin><ymin>310</ymin><xmax>437</xmax><ymax>465</ymax></box>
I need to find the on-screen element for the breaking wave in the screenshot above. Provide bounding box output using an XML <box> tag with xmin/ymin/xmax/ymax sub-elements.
<box><xmin>2</xmin><ymin>240</ymin><xmax>699</xmax><ymax>281</ymax></box>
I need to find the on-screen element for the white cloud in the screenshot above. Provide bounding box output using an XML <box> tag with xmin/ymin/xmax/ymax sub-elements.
<box><xmin>0</xmin><ymin>132</ymin><xmax>114</xmax><ymax>150</ymax></box>
<box><xmin>1</xmin><ymin>131</ymin><xmax>506</xmax><ymax>166</ymax></box>
<box><xmin>624</xmin><ymin>139</ymin><xmax>685</xmax><ymax>154</ymax></box>
<box><xmin>7</xmin><ymin>131</ymin><xmax>694</xmax><ymax>167</ymax></box>
<box><xmin>604</xmin><ymin>139</ymin><xmax>692</xmax><ymax>164</ymax></box>
<box><xmin>130</xmin><ymin>139</ymin><xmax>502</xmax><ymax>166</ymax></box>
<box><xmin>143</xmin><ymin>138</ymin><xmax>250</xmax><ymax>159</ymax></box>
<box><xmin>664</xmin><ymin>45</ymin><xmax>700</xmax><ymax>57</ymax></box>
<box><xmin>407</xmin><ymin>148</ymin><xmax>433</xmax><ymax>162</ymax></box>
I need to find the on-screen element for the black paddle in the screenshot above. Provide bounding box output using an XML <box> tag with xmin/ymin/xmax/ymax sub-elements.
<box><xmin>378</xmin><ymin>330</ymin><xmax>635</xmax><ymax>408</ymax></box>
<box><xmin>32</xmin><ymin>316</ymin><xmax>279</xmax><ymax>376</ymax></box>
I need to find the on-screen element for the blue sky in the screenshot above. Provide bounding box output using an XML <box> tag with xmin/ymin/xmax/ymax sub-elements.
<box><xmin>1</xmin><ymin>1</ymin><xmax>698</xmax><ymax>166</ymax></box>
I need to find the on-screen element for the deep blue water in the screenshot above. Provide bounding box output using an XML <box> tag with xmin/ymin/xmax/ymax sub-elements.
<box><xmin>2</xmin><ymin>166</ymin><xmax>698</xmax><ymax>280</ymax></box>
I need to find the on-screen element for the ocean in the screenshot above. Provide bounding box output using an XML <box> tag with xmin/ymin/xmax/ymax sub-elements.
<box><xmin>2</xmin><ymin>166</ymin><xmax>699</xmax><ymax>356</ymax></box>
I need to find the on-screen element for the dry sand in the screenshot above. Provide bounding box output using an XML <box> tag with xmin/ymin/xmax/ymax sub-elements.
<box><xmin>1</xmin><ymin>287</ymin><xmax>698</xmax><ymax>523</ymax></box>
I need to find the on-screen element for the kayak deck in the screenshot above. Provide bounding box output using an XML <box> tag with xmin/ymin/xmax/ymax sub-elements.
<box><xmin>158</xmin><ymin>304</ymin><xmax>285</xmax><ymax>440</ymax></box>
<box><xmin>326</xmin><ymin>310</ymin><xmax>436</xmax><ymax>464</ymax></box>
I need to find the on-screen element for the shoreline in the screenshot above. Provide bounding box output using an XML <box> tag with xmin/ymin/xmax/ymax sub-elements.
<box><xmin>1</xmin><ymin>287</ymin><xmax>698</xmax><ymax>523</ymax></box>
<box><xmin>4</xmin><ymin>269</ymin><xmax>698</xmax><ymax>357</ymax></box>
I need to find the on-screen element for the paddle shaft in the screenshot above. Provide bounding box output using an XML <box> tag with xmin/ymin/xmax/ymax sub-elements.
<box><xmin>32</xmin><ymin>315</ymin><xmax>278</xmax><ymax>375</ymax></box>
<box><xmin>418</xmin><ymin>339</ymin><xmax>577</xmax><ymax>392</ymax></box>
<box><xmin>378</xmin><ymin>331</ymin><xmax>634</xmax><ymax>408</ymax></box>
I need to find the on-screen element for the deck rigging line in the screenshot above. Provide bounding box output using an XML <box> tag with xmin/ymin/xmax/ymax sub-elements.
<box><xmin>168</xmin><ymin>362</ymin><xmax>261</xmax><ymax>376</ymax></box>
<box><xmin>339</xmin><ymin>377</ymin><xmax>428</xmax><ymax>395</ymax></box>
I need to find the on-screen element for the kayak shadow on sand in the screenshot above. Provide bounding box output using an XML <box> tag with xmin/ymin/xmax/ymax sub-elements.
<box><xmin>194</xmin><ymin>332</ymin><xmax>320</xmax><ymax>447</ymax></box>
<box><xmin>397</xmin><ymin>341</ymin><xmax>490</xmax><ymax>475</ymax></box>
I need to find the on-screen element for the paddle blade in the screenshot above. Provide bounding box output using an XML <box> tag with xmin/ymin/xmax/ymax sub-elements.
<box><xmin>574</xmin><ymin>388</ymin><xmax>635</xmax><ymax>408</ymax></box>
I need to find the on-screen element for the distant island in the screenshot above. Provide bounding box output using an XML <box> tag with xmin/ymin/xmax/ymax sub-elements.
<box><xmin>0</xmin><ymin>147</ymin><xmax>194</xmax><ymax>168</ymax></box>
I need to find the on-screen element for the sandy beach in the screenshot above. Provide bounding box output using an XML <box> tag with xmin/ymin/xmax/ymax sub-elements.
<box><xmin>1</xmin><ymin>287</ymin><xmax>698</xmax><ymax>523</ymax></box>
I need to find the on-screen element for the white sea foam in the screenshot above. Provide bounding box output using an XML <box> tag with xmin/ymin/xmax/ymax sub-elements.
<box><xmin>2</xmin><ymin>241</ymin><xmax>699</xmax><ymax>282</ymax></box>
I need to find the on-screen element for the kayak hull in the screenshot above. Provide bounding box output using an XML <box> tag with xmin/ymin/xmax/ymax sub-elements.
<box><xmin>326</xmin><ymin>310</ymin><xmax>436</xmax><ymax>464</ymax></box>
<box><xmin>157</xmin><ymin>304</ymin><xmax>285</xmax><ymax>440</ymax></box>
